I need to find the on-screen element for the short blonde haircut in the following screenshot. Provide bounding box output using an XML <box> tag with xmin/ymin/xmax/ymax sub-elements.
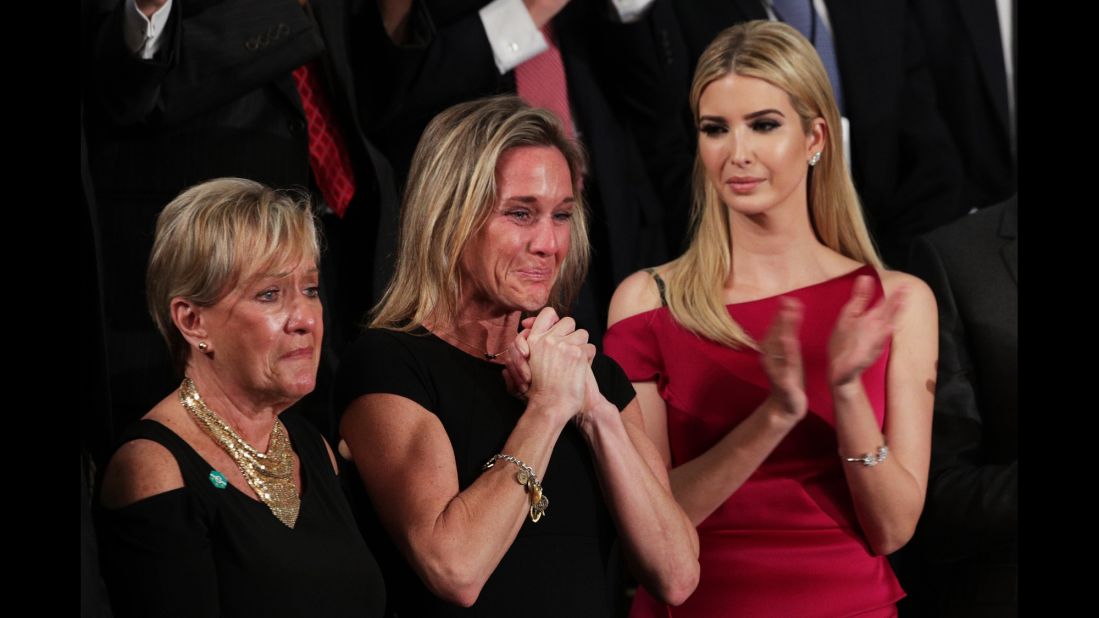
<box><xmin>665</xmin><ymin>20</ymin><xmax>882</xmax><ymax>349</ymax></box>
<box><xmin>371</xmin><ymin>95</ymin><xmax>590</xmax><ymax>330</ymax></box>
<box><xmin>146</xmin><ymin>177</ymin><xmax>320</xmax><ymax>369</ymax></box>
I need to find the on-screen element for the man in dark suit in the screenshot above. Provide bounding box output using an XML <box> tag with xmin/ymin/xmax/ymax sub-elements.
<box><xmin>911</xmin><ymin>0</ymin><xmax>1016</xmax><ymax>212</ymax></box>
<box><xmin>646</xmin><ymin>0</ymin><xmax>966</xmax><ymax>268</ymax></box>
<box><xmin>366</xmin><ymin>0</ymin><xmax>678</xmax><ymax>343</ymax></box>
<box><xmin>901</xmin><ymin>196</ymin><xmax>1018</xmax><ymax>617</ymax></box>
<box><xmin>83</xmin><ymin>0</ymin><xmax>405</xmax><ymax>437</ymax></box>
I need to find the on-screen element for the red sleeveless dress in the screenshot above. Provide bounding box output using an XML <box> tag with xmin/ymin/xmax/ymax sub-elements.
<box><xmin>604</xmin><ymin>265</ymin><xmax>904</xmax><ymax>617</ymax></box>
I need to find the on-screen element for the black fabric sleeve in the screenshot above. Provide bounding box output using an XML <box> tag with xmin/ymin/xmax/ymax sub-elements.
<box><xmin>96</xmin><ymin>489</ymin><xmax>219</xmax><ymax>618</ymax></box>
<box><xmin>88</xmin><ymin>0</ymin><xmax>324</xmax><ymax>126</ymax></box>
<box><xmin>95</xmin><ymin>421</ymin><xmax>221</xmax><ymax>618</ymax></box>
<box><xmin>334</xmin><ymin>329</ymin><xmax>437</xmax><ymax>416</ymax></box>
<box><xmin>907</xmin><ymin>235</ymin><xmax>1017</xmax><ymax>560</ymax></box>
<box><xmin>360</xmin><ymin>3</ymin><xmax>514</xmax><ymax>181</ymax></box>
<box><xmin>367</xmin><ymin>7</ymin><xmax>501</xmax><ymax>127</ymax></box>
<box><xmin>592</xmin><ymin>353</ymin><xmax>637</xmax><ymax>412</ymax></box>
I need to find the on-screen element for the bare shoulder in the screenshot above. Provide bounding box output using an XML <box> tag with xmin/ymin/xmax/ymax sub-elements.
<box><xmin>608</xmin><ymin>267</ymin><xmax>668</xmax><ymax>328</ymax></box>
<box><xmin>338</xmin><ymin>393</ymin><xmax>459</xmax><ymax>535</ymax></box>
<box><xmin>877</xmin><ymin>268</ymin><xmax>937</xmax><ymax>334</ymax></box>
<box><xmin>100</xmin><ymin>438</ymin><xmax>184</xmax><ymax>509</ymax></box>
<box><xmin>878</xmin><ymin>269</ymin><xmax>935</xmax><ymax>304</ymax></box>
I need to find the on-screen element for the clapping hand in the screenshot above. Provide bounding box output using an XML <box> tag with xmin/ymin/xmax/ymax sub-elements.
<box><xmin>827</xmin><ymin>275</ymin><xmax>907</xmax><ymax>390</ymax></box>
<box><xmin>760</xmin><ymin>297</ymin><xmax>808</xmax><ymax>421</ymax></box>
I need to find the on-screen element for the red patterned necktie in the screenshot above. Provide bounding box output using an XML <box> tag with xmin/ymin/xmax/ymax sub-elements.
<box><xmin>291</xmin><ymin>61</ymin><xmax>356</xmax><ymax>218</ymax></box>
<box><xmin>515</xmin><ymin>23</ymin><xmax>575</xmax><ymax>139</ymax></box>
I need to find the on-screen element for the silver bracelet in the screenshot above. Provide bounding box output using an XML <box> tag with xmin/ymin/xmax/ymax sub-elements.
<box><xmin>483</xmin><ymin>454</ymin><xmax>550</xmax><ymax>522</ymax></box>
<box><xmin>842</xmin><ymin>445</ymin><xmax>889</xmax><ymax>467</ymax></box>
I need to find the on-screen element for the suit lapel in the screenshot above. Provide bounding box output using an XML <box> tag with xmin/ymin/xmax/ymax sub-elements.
<box><xmin>1001</xmin><ymin>238</ymin><xmax>1017</xmax><ymax>286</ymax></box>
<box><xmin>823</xmin><ymin>0</ymin><xmax>862</xmax><ymax>103</ymax></box>
<box><xmin>310</xmin><ymin>0</ymin><xmax>357</xmax><ymax>119</ymax></box>
<box><xmin>272</xmin><ymin>73</ymin><xmax>304</xmax><ymax>115</ymax></box>
<box><xmin>999</xmin><ymin>196</ymin><xmax>1018</xmax><ymax>285</ymax></box>
<box><xmin>958</xmin><ymin>0</ymin><xmax>1011</xmax><ymax>137</ymax></box>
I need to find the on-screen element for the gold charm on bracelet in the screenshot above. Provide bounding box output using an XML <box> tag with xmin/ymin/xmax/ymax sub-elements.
<box><xmin>481</xmin><ymin>453</ymin><xmax>549</xmax><ymax>523</ymax></box>
<box><xmin>530</xmin><ymin>495</ymin><xmax>549</xmax><ymax>522</ymax></box>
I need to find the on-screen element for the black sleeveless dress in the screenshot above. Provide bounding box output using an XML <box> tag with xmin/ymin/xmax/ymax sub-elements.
<box><xmin>97</xmin><ymin>413</ymin><xmax>386</xmax><ymax>618</ymax></box>
<box><xmin>335</xmin><ymin>327</ymin><xmax>637</xmax><ymax>617</ymax></box>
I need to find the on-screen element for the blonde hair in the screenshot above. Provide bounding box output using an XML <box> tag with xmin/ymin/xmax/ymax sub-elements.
<box><xmin>665</xmin><ymin>20</ymin><xmax>882</xmax><ymax>349</ymax></box>
<box><xmin>146</xmin><ymin>177</ymin><xmax>319</xmax><ymax>369</ymax></box>
<box><xmin>370</xmin><ymin>95</ymin><xmax>590</xmax><ymax>330</ymax></box>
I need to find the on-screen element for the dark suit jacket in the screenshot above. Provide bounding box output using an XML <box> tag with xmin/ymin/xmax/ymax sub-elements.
<box><xmin>903</xmin><ymin>198</ymin><xmax>1018</xmax><ymax>617</ymax></box>
<box><xmin>365</xmin><ymin>0</ymin><xmax>675</xmax><ymax>341</ymax></box>
<box><xmin>910</xmin><ymin>0</ymin><xmax>1016</xmax><ymax>212</ymax></box>
<box><xmin>660</xmin><ymin>0</ymin><xmax>966</xmax><ymax>268</ymax></box>
<box><xmin>83</xmin><ymin>0</ymin><xmax>400</xmax><ymax>432</ymax></box>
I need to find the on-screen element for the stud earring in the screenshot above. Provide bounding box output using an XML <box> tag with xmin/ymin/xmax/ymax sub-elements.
<box><xmin>809</xmin><ymin>152</ymin><xmax>822</xmax><ymax>167</ymax></box>
<box><xmin>198</xmin><ymin>342</ymin><xmax>209</xmax><ymax>352</ymax></box>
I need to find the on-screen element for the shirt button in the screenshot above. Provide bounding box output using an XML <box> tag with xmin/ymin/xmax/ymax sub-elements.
<box><xmin>509</xmin><ymin>42</ymin><xmax>519</xmax><ymax>52</ymax></box>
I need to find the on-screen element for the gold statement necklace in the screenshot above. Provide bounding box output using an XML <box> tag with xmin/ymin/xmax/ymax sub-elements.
<box><xmin>179</xmin><ymin>377</ymin><xmax>300</xmax><ymax>528</ymax></box>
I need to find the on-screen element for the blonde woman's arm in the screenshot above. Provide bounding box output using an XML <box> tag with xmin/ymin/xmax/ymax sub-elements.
<box><xmin>828</xmin><ymin>272</ymin><xmax>936</xmax><ymax>555</ymax></box>
<box><xmin>606</xmin><ymin>271</ymin><xmax>809</xmax><ymax>527</ymax></box>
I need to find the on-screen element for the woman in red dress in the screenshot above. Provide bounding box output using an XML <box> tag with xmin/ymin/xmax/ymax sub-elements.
<box><xmin>602</xmin><ymin>21</ymin><xmax>938</xmax><ymax>617</ymax></box>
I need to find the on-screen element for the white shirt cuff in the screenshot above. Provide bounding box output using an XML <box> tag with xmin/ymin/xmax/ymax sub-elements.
<box><xmin>611</xmin><ymin>0</ymin><xmax>655</xmax><ymax>23</ymax></box>
<box><xmin>124</xmin><ymin>0</ymin><xmax>173</xmax><ymax>60</ymax></box>
<box><xmin>479</xmin><ymin>0</ymin><xmax>548</xmax><ymax>75</ymax></box>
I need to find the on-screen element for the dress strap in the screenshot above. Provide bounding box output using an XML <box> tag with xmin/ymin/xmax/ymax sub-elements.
<box><xmin>644</xmin><ymin>267</ymin><xmax>668</xmax><ymax>307</ymax></box>
<box><xmin>117</xmin><ymin>420</ymin><xmax>222</xmax><ymax>491</ymax></box>
<box><xmin>279</xmin><ymin>412</ymin><xmax>334</xmax><ymax>479</ymax></box>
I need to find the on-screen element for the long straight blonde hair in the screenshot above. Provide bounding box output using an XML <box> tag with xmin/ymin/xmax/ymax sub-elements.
<box><xmin>664</xmin><ymin>21</ymin><xmax>882</xmax><ymax>349</ymax></box>
<box><xmin>370</xmin><ymin>96</ymin><xmax>590</xmax><ymax>331</ymax></box>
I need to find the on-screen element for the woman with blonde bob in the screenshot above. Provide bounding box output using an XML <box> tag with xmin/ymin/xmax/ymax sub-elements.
<box><xmin>335</xmin><ymin>95</ymin><xmax>699</xmax><ymax>616</ymax></box>
<box><xmin>97</xmin><ymin>178</ymin><xmax>385</xmax><ymax>618</ymax></box>
<box><xmin>603</xmin><ymin>22</ymin><xmax>937</xmax><ymax>616</ymax></box>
